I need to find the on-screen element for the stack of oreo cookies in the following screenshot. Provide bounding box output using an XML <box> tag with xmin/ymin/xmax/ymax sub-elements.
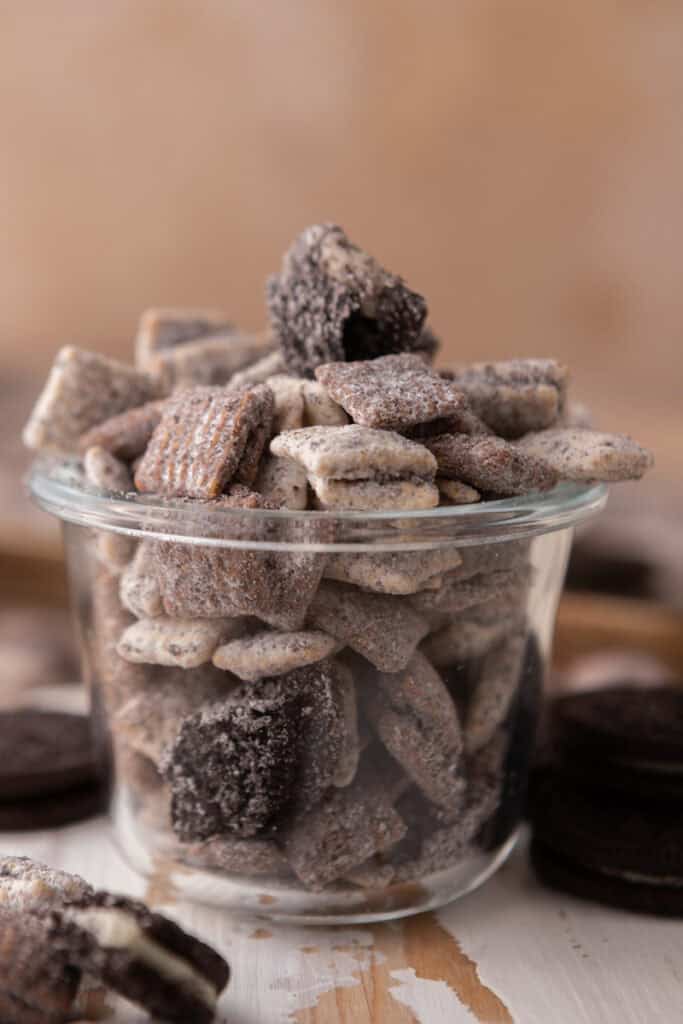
<box><xmin>529</xmin><ymin>685</ymin><xmax>683</xmax><ymax>917</ymax></box>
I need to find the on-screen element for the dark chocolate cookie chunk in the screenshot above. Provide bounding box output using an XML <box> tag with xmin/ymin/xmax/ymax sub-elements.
<box><xmin>267</xmin><ymin>224</ymin><xmax>427</xmax><ymax>377</ymax></box>
<box><xmin>66</xmin><ymin>891</ymin><xmax>229</xmax><ymax>1024</ymax></box>
<box><xmin>530</xmin><ymin>839</ymin><xmax>683</xmax><ymax>918</ymax></box>
<box><xmin>162</xmin><ymin>692</ymin><xmax>301</xmax><ymax>841</ymax></box>
<box><xmin>0</xmin><ymin>711</ymin><xmax>98</xmax><ymax>800</ymax></box>
<box><xmin>552</xmin><ymin>685</ymin><xmax>683</xmax><ymax>763</ymax></box>
<box><xmin>0</xmin><ymin>783</ymin><xmax>105</xmax><ymax>832</ymax></box>
<box><xmin>530</xmin><ymin>769</ymin><xmax>683</xmax><ymax>880</ymax></box>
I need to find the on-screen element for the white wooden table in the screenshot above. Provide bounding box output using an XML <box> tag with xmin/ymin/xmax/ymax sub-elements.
<box><xmin>4</xmin><ymin>817</ymin><xmax>681</xmax><ymax>1024</ymax></box>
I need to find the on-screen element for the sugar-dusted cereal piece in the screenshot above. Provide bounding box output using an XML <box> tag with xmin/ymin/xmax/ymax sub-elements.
<box><xmin>271</xmin><ymin>424</ymin><xmax>437</xmax><ymax>481</ymax></box>
<box><xmin>456</xmin><ymin>539</ymin><xmax>531</xmax><ymax>579</ymax></box>
<box><xmin>94</xmin><ymin>532</ymin><xmax>136</xmax><ymax>575</ymax></box>
<box><xmin>331</xmin><ymin>660</ymin><xmax>361</xmax><ymax>787</ymax></box>
<box><xmin>281</xmin><ymin>761</ymin><xmax>407</xmax><ymax>889</ymax></box>
<box><xmin>78</xmin><ymin>400</ymin><xmax>165</xmax><ymax>461</ymax></box>
<box><xmin>437</xmin><ymin>478</ymin><xmax>481</xmax><ymax>504</ymax></box>
<box><xmin>117</xmin><ymin>616</ymin><xmax>246</xmax><ymax>669</ymax></box>
<box><xmin>119</xmin><ymin>541</ymin><xmax>163</xmax><ymax>618</ymax></box>
<box><xmin>361</xmin><ymin>652</ymin><xmax>464</xmax><ymax>809</ymax></box>
<box><xmin>178</xmin><ymin>835</ymin><xmax>290</xmax><ymax>878</ymax></box>
<box><xmin>162</xmin><ymin>690</ymin><xmax>301</xmax><ymax>840</ymax></box>
<box><xmin>152</xmin><ymin>501</ymin><xmax>327</xmax><ymax>630</ymax></box>
<box><xmin>254</xmin><ymin>454</ymin><xmax>309</xmax><ymax>510</ymax></box>
<box><xmin>83</xmin><ymin>446</ymin><xmax>133</xmax><ymax>493</ymax></box>
<box><xmin>267</xmin><ymin>223</ymin><xmax>427</xmax><ymax>377</ymax></box>
<box><xmin>149</xmin><ymin>331</ymin><xmax>275</xmax><ymax>393</ymax></box>
<box><xmin>425</xmin><ymin>433</ymin><xmax>558</xmax><ymax>496</ymax></box>
<box><xmin>23</xmin><ymin>346</ymin><xmax>157</xmax><ymax>453</ymax></box>
<box><xmin>308</xmin><ymin>581</ymin><xmax>429</xmax><ymax>672</ymax></box>
<box><xmin>310</xmin><ymin>475</ymin><xmax>439</xmax><ymax>511</ymax></box>
<box><xmin>515</xmin><ymin>428</ymin><xmax>654</xmax><ymax>482</ymax></box>
<box><xmin>135</xmin><ymin>384</ymin><xmax>274</xmax><ymax>497</ymax></box>
<box><xmin>465</xmin><ymin>634</ymin><xmax>527</xmax><ymax>755</ymax></box>
<box><xmin>227</xmin><ymin>348</ymin><xmax>285</xmax><ymax>389</ymax></box>
<box><xmin>91</xmin><ymin>570</ymin><xmax>152</xmax><ymax>710</ymax></box>
<box><xmin>265</xmin><ymin>374</ymin><xmax>305</xmax><ymax>432</ymax></box>
<box><xmin>411</xmin><ymin>565</ymin><xmax>532</xmax><ymax>617</ymax></box>
<box><xmin>212</xmin><ymin>629</ymin><xmax>340</xmax><ymax>682</ymax></box>
<box><xmin>134</xmin><ymin>307</ymin><xmax>232</xmax><ymax>370</ymax></box>
<box><xmin>421</xmin><ymin>611</ymin><xmax>525</xmax><ymax>668</ymax></box>
<box><xmin>447</xmin><ymin>359</ymin><xmax>568</xmax><ymax>438</ymax></box>
<box><xmin>324</xmin><ymin>548</ymin><xmax>462</xmax><ymax>596</ymax></box>
<box><xmin>0</xmin><ymin>855</ymin><xmax>93</xmax><ymax>910</ymax></box>
<box><xmin>315</xmin><ymin>353</ymin><xmax>469</xmax><ymax>431</ymax></box>
<box><xmin>561</xmin><ymin>400</ymin><xmax>593</xmax><ymax>429</ymax></box>
<box><xmin>301</xmin><ymin>379</ymin><xmax>349</xmax><ymax>426</ymax></box>
<box><xmin>113</xmin><ymin>666</ymin><xmax>235</xmax><ymax>765</ymax></box>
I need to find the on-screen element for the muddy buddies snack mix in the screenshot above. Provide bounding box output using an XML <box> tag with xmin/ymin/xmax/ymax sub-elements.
<box><xmin>25</xmin><ymin>223</ymin><xmax>653</xmax><ymax>911</ymax></box>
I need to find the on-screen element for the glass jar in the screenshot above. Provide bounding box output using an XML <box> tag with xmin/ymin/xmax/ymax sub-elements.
<box><xmin>29</xmin><ymin>458</ymin><xmax>606</xmax><ymax>923</ymax></box>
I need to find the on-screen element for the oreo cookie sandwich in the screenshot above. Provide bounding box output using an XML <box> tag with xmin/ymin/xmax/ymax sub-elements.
<box><xmin>0</xmin><ymin>710</ymin><xmax>105</xmax><ymax>830</ymax></box>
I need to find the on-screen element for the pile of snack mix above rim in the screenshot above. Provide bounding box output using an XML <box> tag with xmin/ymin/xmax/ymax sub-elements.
<box><xmin>23</xmin><ymin>224</ymin><xmax>653</xmax><ymax>893</ymax></box>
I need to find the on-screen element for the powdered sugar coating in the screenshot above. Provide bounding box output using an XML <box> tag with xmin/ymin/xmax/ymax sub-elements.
<box><xmin>212</xmin><ymin>629</ymin><xmax>339</xmax><ymax>682</ymax></box>
<box><xmin>465</xmin><ymin>633</ymin><xmax>527</xmax><ymax>754</ymax></box>
<box><xmin>254</xmin><ymin>454</ymin><xmax>309</xmax><ymax>510</ymax></box>
<box><xmin>516</xmin><ymin>427</ymin><xmax>654</xmax><ymax>482</ymax></box>
<box><xmin>148</xmin><ymin>331</ymin><xmax>275</xmax><ymax>393</ymax></box>
<box><xmin>117</xmin><ymin>616</ymin><xmax>245</xmax><ymax>669</ymax></box>
<box><xmin>271</xmin><ymin>424</ymin><xmax>437</xmax><ymax>480</ymax></box>
<box><xmin>324</xmin><ymin>548</ymin><xmax>462</xmax><ymax>596</ymax></box>
<box><xmin>78</xmin><ymin>400</ymin><xmax>165</xmax><ymax>461</ymax></box>
<box><xmin>134</xmin><ymin>307</ymin><xmax>232</xmax><ymax>369</ymax></box>
<box><xmin>315</xmin><ymin>353</ymin><xmax>469</xmax><ymax>431</ymax></box>
<box><xmin>83</xmin><ymin>446</ymin><xmax>132</xmax><ymax>493</ymax></box>
<box><xmin>119</xmin><ymin>541</ymin><xmax>163</xmax><ymax>619</ymax></box>
<box><xmin>425</xmin><ymin>433</ymin><xmax>558</xmax><ymax>496</ymax></box>
<box><xmin>310</xmin><ymin>474</ymin><xmax>439</xmax><ymax>511</ymax></box>
<box><xmin>135</xmin><ymin>384</ymin><xmax>274</xmax><ymax>498</ymax></box>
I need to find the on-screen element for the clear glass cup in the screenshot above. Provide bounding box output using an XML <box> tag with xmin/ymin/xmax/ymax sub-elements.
<box><xmin>30</xmin><ymin>457</ymin><xmax>606</xmax><ymax>923</ymax></box>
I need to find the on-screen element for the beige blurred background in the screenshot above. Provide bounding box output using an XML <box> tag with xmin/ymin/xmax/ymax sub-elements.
<box><xmin>2</xmin><ymin>2</ymin><xmax>681</xmax><ymax>501</ymax></box>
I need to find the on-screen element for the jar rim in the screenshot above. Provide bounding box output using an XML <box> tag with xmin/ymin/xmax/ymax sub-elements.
<box><xmin>28</xmin><ymin>457</ymin><xmax>608</xmax><ymax>552</ymax></box>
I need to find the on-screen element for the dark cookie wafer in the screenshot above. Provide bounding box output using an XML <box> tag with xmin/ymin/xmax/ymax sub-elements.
<box><xmin>315</xmin><ymin>353</ymin><xmax>469</xmax><ymax>431</ymax></box>
<box><xmin>425</xmin><ymin>433</ymin><xmax>558</xmax><ymax>496</ymax></box>
<box><xmin>530</xmin><ymin>769</ymin><xmax>683</xmax><ymax>880</ymax></box>
<box><xmin>268</xmin><ymin>223</ymin><xmax>427</xmax><ymax>377</ymax></box>
<box><xmin>0</xmin><ymin>908</ymin><xmax>84</xmax><ymax>1024</ymax></box>
<box><xmin>530</xmin><ymin>839</ymin><xmax>683</xmax><ymax>918</ymax></box>
<box><xmin>0</xmin><ymin>711</ymin><xmax>98</xmax><ymax>800</ymax></box>
<box><xmin>0</xmin><ymin>784</ymin><xmax>105</xmax><ymax>831</ymax></box>
<box><xmin>78</xmin><ymin>400</ymin><xmax>165</xmax><ymax>461</ymax></box>
<box><xmin>135</xmin><ymin>384</ymin><xmax>274</xmax><ymax>497</ymax></box>
<box><xmin>552</xmin><ymin>685</ymin><xmax>683</xmax><ymax>763</ymax></box>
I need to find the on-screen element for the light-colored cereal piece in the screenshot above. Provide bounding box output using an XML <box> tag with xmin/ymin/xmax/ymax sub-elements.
<box><xmin>134</xmin><ymin>307</ymin><xmax>232</xmax><ymax>369</ymax></box>
<box><xmin>78</xmin><ymin>400</ymin><xmax>165</xmax><ymax>461</ymax></box>
<box><xmin>331</xmin><ymin>660</ymin><xmax>360</xmax><ymax>787</ymax></box>
<box><xmin>117</xmin><ymin>616</ymin><xmax>246</xmax><ymax>669</ymax></box>
<box><xmin>149</xmin><ymin>331</ymin><xmax>275</xmax><ymax>393</ymax></box>
<box><xmin>228</xmin><ymin>348</ymin><xmax>285</xmax><ymax>389</ymax></box>
<box><xmin>411</xmin><ymin>565</ymin><xmax>532</xmax><ymax>617</ymax></box>
<box><xmin>95</xmin><ymin>532</ymin><xmax>136</xmax><ymax>574</ymax></box>
<box><xmin>271</xmin><ymin>424</ymin><xmax>437</xmax><ymax>482</ymax></box>
<box><xmin>135</xmin><ymin>384</ymin><xmax>274</xmax><ymax>497</ymax></box>
<box><xmin>421</xmin><ymin>612</ymin><xmax>525</xmax><ymax>668</ymax></box>
<box><xmin>113</xmin><ymin>666</ymin><xmax>234</xmax><ymax>764</ymax></box>
<box><xmin>265</xmin><ymin>374</ymin><xmax>305</xmax><ymax>432</ymax></box>
<box><xmin>310</xmin><ymin>474</ymin><xmax>439</xmax><ymax>511</ymax></box>
<box><xmin>281</xmin><ymin>761</ymin><xmax>407</xmax><ymax>890</ymax></box>
<box><xmin>425</xmin><ymin>433</ymin><xmax>558</xmax><ymax>496</ymax></box>
<box><xmin>308</xmin><ymin>581</ymin><xmax>429</xmax><ymax>673</ymax></box>
<box><xmin>254</xmin><ymin>454</ymin><xmax>309</xmax><ymax>510</ymax></box>
<box><xmin>119</xmin><ymin>541</ymin><xmax>163</xmax><ymax>618</ymax></box>
<box><xmin>301</xmin><ymin>379</ymin><xmax>349</xmax><ymax>426</ymax></box>
<box><xmin>212</xmin><ymin>629</ymin><xmax>339</xmax><ymax>682</ymax></box>
<box><xmin>437</xmin><ymin>478</ymin><xmax>481</xmax><ymax>504</ymax></box>
<box><xmin>0</xmin><ymin>856</ymin><xmax>93</xmax><ymax>910</ymax></box>
<box><xmin>562</xmin><ymin>400</ymin><xmax>593</xmax><ymax>429</ymax></box>
<box><xmin>515</xmin><ymin>428</ymin><xmax>654</xmax><ymax>482</ymax></box>
<box><xmin>83</xmin><ymin>445</ymin><xmax>133</xmax><ymax>493</ymax></box>
<box><xmin>447</xmin><ymin>359</ymin><xmax>568</xmax><ymax>438</ymax></box>
<box><xmin>23</xmin><ymin>346</ymin><xmax>157</xmax><ymax>453</ymax></box>
<box><xmin>465</xmin><ymin>633</ymin><xmax>527</xmax><ymax>753</ymax></box>
<box><xmin>324</xmin><ymin>548</ymin><xmax>462</xmax><ymax>596</ymax></box>
<box><xmin>179</xmin><ymin>835</ymin><xmax>290</xmax><ymax>877</ymax></box>
<box><xmin>315</xmin><ymin>353</ymin><xmax>470</xmax><ymax>431</ymax></box>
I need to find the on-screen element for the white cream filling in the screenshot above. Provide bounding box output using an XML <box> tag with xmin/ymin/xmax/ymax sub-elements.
<box><xmin>69</xmin><ymin>908</ymin><xmax>217</xmax><ymax>1009</ymax></box>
